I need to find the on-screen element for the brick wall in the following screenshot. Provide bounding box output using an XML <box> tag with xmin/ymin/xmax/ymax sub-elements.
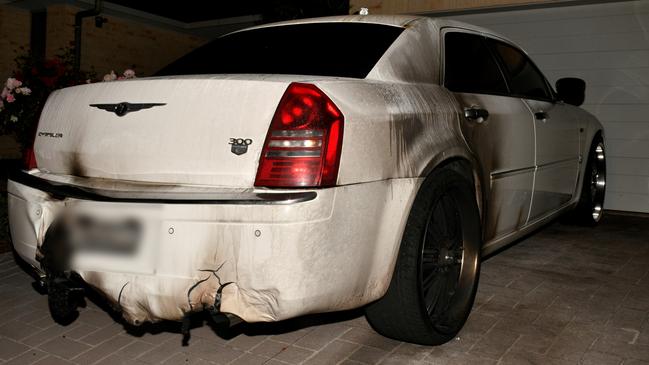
<box><xmin>0</xmin><ymin>4</ymin><xmax>207</xmax><ymax>158</ymax></box>
<box><xmin>0</xmin><ymin>5</ymin><xmax>30</xmax><ymax>80</ymax></box>
<box><xmin>46</xmin><ymin>4</ymin><xmax>207</xmax><ymax>77</ymax></box>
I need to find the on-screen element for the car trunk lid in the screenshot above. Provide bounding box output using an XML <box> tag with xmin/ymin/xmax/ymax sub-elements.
<box><xmin>34</xmin><ymin>76</ymin><xmax>306</xmax><ymax>187</ymax></box>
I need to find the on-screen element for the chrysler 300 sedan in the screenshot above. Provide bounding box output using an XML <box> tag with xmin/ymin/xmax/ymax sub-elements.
<box><xmin>8</xmin><ymin>15</ymin><xmax>606</xmax><ymax>345</ymax></box>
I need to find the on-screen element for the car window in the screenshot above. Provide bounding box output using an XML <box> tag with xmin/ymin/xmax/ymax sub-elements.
<box><xmin>156</xmin><ymin>23</ymin><xmax>404</xmax><ymax>79</ymax></box>
<box><xmin>489</xmin><ymin>40</ymin><xmax>552</xmax><ymax>100</ymax></box>
<box><xmin>443</xmin><ymin>32</ymin><xmax>509</xmax><ymax>95</ymax></box>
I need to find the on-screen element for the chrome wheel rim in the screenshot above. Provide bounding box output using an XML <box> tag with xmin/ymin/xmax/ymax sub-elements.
<box><xmin>590</xmin><ymin>143</ymin><xmax>606</xmax><ymax>222</ymax></box>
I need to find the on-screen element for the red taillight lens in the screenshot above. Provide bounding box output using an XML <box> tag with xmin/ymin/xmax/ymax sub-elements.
<box><xmin>23</xmin><ymin>146</ymin><xmax>37</xmax><ymax>170</ymax></box>
<box><xmin>255</xmin><ymin>83</ymin><xmax>344</xmax><ymax>188</ymax></box>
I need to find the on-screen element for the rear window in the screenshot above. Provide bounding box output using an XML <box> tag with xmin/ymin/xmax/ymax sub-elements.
<box><xmin>156</xmin><ymin>23</ymin><xmax>404</xmax><ymax>78</ymax></box>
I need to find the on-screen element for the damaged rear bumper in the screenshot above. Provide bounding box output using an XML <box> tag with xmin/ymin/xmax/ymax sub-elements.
<box><xmin>8</xmin><ymin>171</ymin><xmax>420</xmax><ymax>325</ymax></box>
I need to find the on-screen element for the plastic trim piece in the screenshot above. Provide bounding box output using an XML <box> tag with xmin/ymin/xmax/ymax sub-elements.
<box><xmin>8</xmin><ymin>170</ymin><xmax>317</xmax><ymax>205</ymax></box>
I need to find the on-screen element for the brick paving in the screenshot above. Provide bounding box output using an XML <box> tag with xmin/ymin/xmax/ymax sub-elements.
<box><xmin>0</xmin><ymin>213</ymin><xmax>648</xmax><ymax>364</ymax></box>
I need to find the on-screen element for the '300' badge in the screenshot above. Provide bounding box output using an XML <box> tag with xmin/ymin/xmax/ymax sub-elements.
<box><xmin>229</xmin><ymin>138</ymin><xmax>253</xmax><ymax>155</ymax></box>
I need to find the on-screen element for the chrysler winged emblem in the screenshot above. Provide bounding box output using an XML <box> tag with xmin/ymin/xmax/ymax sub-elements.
<box><xmin>89</xmin><ymin>102</ymin><xmax>166</xmax><ymax>117</ymax></box>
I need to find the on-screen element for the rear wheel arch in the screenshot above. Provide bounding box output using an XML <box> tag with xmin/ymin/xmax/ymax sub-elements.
<box><xmin>426</xmin><ymin>157</ymin><xmax>485</xmax><ymax>223</ymax></box>
<box><xmin>366</xmin><ymin>162</ymin><xmax>483</xmax><ymax>344</ymax></box>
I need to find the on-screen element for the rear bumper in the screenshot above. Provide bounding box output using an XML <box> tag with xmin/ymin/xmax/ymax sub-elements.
<box><xmin>8</xmin><ymin>171</ymin><xmax>421</xmax><ymax>324</ymax></box>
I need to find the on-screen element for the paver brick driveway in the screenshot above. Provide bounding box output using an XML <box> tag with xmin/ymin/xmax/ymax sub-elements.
<box><xmin>0</xmin><ymin>213</ymin><xmax>647</xmax><ymax>364</ymax></box>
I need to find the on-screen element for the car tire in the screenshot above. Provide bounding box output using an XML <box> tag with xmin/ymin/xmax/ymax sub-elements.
<box><xmin>365</xmin><ymin>167</ymin><xmax>482</xmax><ymax>345</ymax></box>
<box><xmin>571</xmin><ymin>136</ymin><xmax>606</xmax><ymax>226</ymax></box>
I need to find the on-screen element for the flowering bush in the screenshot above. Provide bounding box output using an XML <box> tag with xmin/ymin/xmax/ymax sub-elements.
<box><xmin>0</xmin><ymin>49</ymin><xmax>93</xmax><ymax>149</ymax></box>
<box><xmin>0</xmin><ymin>77</ymin><xmax>37</xmax><ymax>151</ymax></box>
<box><xmin>0</xmin><ymin>48</ymin><xmax>136</xmax><ymax>151</ymax></box>
<box><xmin>102</xmin><ymin>69</ymin><xmax>136</xmax><ymax>82</ymax></box>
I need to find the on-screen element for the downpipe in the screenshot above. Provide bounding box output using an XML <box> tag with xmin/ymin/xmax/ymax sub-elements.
<box><xmin>73</xmin><ymin>0</ymin><xmax>103</xmax><ymax>72</ymax></box>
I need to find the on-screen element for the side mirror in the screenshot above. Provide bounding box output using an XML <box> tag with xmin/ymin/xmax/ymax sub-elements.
<box><xmin>555</xmin><ymin>77</ymin><xmax>586</xmax><ymax>106</ymax></box>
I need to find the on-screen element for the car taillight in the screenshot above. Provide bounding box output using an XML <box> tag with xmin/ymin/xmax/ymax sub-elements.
<box><xmin>255</xmin><ymin>83</ymin><xmax>344</xmax><ymax>188</ymax></box>
<box><xmin>23</xmin><ymin>126</ymin><xmax>38</xmax><ymax>170</ymax></box>
<box><xmin>23</xmin><ymin>146</ymin><xmax>37</xmax><ymax>170</ymax></box>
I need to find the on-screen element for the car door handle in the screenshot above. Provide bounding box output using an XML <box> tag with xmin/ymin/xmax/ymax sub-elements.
<box><xmin>464</xmin><ymin>107</ymin><xmax>489</xmax><ymax>122</ymax></box>
<box><xmin>535</xmin><ymin>111</ymin><xmax>549</xmax><ymax>120</ymax></box>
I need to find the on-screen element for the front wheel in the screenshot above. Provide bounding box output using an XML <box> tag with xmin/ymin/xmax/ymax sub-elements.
<box><xmin>365</xmin><ymin>167</ymin><xmax>482</xmax><ymax>345</ymax></box>
<box><xmin>572</xmin><ymin>137</ymin><xmax>606</xmax><ymax>225</ymax></box>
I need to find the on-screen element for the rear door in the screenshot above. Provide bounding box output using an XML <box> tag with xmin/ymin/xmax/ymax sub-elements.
<box><xmin>488</xmin><ymin>39</ymin><xmax>581</xmax><ymax>220</ymax></box>
<box><xmin>443</xmin><ymin>30</ymin><xmax>535</xmax><ymax>242</ymax></box>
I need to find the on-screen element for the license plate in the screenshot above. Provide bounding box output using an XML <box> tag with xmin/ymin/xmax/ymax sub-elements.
<box><xmin>67</xmin><ymin>214</ymin><xmax>142</xmax><ymax>255</ymax></box>
<box><xmin>65</xmin><ymin>201</ymin><xmax>160</xmax><ymax>274</ymax></box>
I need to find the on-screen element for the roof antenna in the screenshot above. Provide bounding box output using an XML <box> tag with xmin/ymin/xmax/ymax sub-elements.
<box><xmin>359</xmin><ymin>7</ymin><xmax>369</xmax><ymax>15</ymax></box>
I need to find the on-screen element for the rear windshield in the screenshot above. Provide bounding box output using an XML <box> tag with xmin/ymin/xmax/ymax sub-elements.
<box><xmin>156</xmin><ymin>23</ymin><xmax>404</xmax><ymax>78</ymax></box>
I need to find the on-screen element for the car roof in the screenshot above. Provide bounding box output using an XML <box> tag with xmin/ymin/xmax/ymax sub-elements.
<box><xmin>240</xmin><ymin>15</ymin><xmax>512</xmax><ymax>44</ymax></box>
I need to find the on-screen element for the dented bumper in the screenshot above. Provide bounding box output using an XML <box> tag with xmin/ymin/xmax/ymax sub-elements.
<box><xmin>8</xmin><ymin>171</ymin><xmax>420</xmax><ymax>325</ymax></box>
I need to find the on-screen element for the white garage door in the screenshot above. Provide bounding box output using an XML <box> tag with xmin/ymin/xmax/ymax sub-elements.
<box><xmin>446</xmin><ymin>0</ymin><xmax>649</xmax><ymax>213</ymax></box>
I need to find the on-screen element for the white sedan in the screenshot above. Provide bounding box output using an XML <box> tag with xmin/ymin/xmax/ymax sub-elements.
<box><xmin>8</xmin><ymin>15</ymin><xmax>605</xmax><ymax>345</ymax></box>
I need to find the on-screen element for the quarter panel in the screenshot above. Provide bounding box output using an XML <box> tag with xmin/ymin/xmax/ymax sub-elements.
<box><xmin>317</xmin><ymin>81</ymin><xmax>467</xmax><ymax>184</ymax></box>
<box><xmin>367</xmin><ymin>18</ymin><xmax>439</xmax><ymax>84</ymax></box>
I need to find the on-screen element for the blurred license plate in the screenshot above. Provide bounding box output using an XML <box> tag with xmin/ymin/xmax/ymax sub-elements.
<box><xmin>67</xmin><ymin>214</ymin><xmax>142</xmax><ymax>255</ymax></box>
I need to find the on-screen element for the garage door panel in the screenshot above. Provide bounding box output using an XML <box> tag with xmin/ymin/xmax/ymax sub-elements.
<box><xmin>608</xmin><ymin>157</ymin><xmax>649</xmax><ymax>176</ymax></box>
<box><xmin>605</xmin><ymin>192</ymin><xmax>649</xmax><ymax>213</ymax></box>
<box><xmin>544</xmin><ymin>69</ymin><xmax>649</xmax><ymax>87</ymax></box>
<box><xmin>601</xmin><ymin>122</ymin><xmax>649</xmax><ymax>140</ymax></box>
<box><xmin>523</xmin><ymin>32</ymin><xmax>649</xmax><ymax>54</ymax></box>
<box><xmin>458</xmin><ymin>1</ymin><xmax>648</xmax><ymax>26</ymax></box>
<box><xmin>534</xmin><ymin>50</ymin><xmax>649</xmax><ymax>71</ymax></box>
<box><xmin>608</xmin><ymin>174</ymin><xmax>649</xmax><ymax>195</ymax></box>
<box><xmin>486</xmin><ymin>14</ymin><xmax>648</xmax><ymax>38</ymax></box>
<box><xmin>584</xmin><ymin>86</ymin><xmax>649</xmax><ymax>105</ymax></box>
<box><xmin>581</xmin><ymin>104</ymin><xmax>649</xmax><ymax>122</ymax></box>
<box><xmin>607</xmin><ymin>138</ymin><xmax>649</xmax><ymax>158</ymax></box>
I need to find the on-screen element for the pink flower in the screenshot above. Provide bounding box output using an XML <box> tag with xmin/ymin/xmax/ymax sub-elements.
<box><xmin>102</xmin><ymin>70</ymin><xmax>117</xmax><ymax>82</ymax></box>
<box><xmin>123</xmin><ymin>69</ymin><xmax>136</xmax><ymax>78</ymax></box>
<box><xmin>1</xmin><ymin>87</ymin><xmax>8</xmax><ymax>99</ymax></box>
<box><xmin>117</xmin><ymin>76</ymin><xmax>126</xmax><ymax>81</ymax></box>
<box><xmin>6</xmin><ymin>94</ymin><xmax>15</xmax><ymax>103</ymax></box>
<box><xmin>5</xmin><ymin>77</ymin><xmax>22</xmax><ymax>90</ymax></box>
<box><xmin>15</xmin><ymin>87</ymin><xmax>31</xmax><ymax>95</ymax></box>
